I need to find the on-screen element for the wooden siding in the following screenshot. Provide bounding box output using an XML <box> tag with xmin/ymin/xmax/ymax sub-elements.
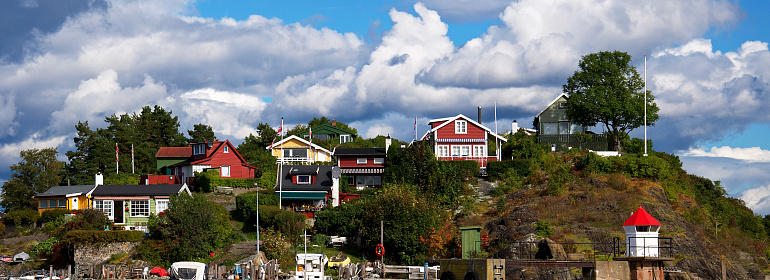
<box><xmin>338</xmin><ymin>157</ymin><xmax>384</xmax><ymax>168</ymax></box>
<box><xmin>38</xmin><ymin>194</ymin><xmax>90</xmax><ymax>215</ymax></box>
<box><xmin>435</xmin><ymin>120</ymin><xmax>487</xmax><ymax>140</ymax></box>
<box><xmin>538</xmin><ymin>96</ymin><xmax>569</xmax><ymax>123</ymax></box>
<box><xmin>198</xmin><ymin>149</ymin><xmax>254</xmax><ymax>178</ymax></box>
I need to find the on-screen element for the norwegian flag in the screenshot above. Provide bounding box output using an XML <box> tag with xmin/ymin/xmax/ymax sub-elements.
<box><xmin>271</xmin><ymin>118</ymin><xmax>283</xmax><ymax>147</ymax></box>
<box><xmin>115</xmin><ymin>143</ymin><xmax>119</xmax><ymax>162</ymax></box>
<box><xmin>309</xmin><ymin>126</ymin><xmax>312</xmax><ymax>141</ymax></box>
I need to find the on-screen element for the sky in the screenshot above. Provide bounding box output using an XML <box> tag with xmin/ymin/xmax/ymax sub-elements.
<box><xmin>1</xmin><ymin>0</ymin><xmax>770</xmax><ymax>213</ymax></box>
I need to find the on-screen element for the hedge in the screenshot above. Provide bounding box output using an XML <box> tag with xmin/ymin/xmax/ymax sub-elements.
<box><xmin>61</xmin><ymin>230</ymin><xmax>144</xmax><ymax>245</ymax></box>
<box><xmin>235</xmin><ymin>191</ymin><xmax>278</xmax><ymax>223</ymax></box>
<box><xmin>3</xmin><ymin>209</ymin><xmax>39</xmax><ymax>226</ymax></box>
<box><xmin>439</xmin><ymin>160</ymin><xmax>479</xmax><ymax>182</ymax></box>
<box><xmin>487</xmin><ymin>159</ymin><xmax>532</xmax><ymax>181</ymax></box>
<box><xmin>39</xmin><ymin>209</ymin><xmax>71</xmax><ymax>225</ymax></box>
<box><xmin>194</xmin><ymin>169</ymin><xmax>259</xmax><ymax>192</ymax></box>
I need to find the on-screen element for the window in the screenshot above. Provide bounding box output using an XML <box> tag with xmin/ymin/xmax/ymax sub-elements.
<box><xmin>130</xmin><ymin>200</ymin><xmax>150</xmax><ymax>217</ymax></box>
<box><xmin>455</xmin><ymin>120</ymin><xmax>467</xmax><ymax>134</ymax></box>
<box><xmin>94</xmin><ymin>200</ymin><xmax>114</xmax><ymax>219</ymax></box>
<box><xmin>373</xmin><ymin>158</ymin><xmax>384</xmax><ymax>164</ymax></box>
<box><xmin>357</xmin><ymin>158</ymin><xmax>367</xmax><ymax>164</ymax></box>
<box><xmin>283</xmin><ymin>149</ymin><xmax>308</xmax><ymax>157</ymax></box>
<box><xmin>221</xmin><ymin>165</ymin><xmax>230</xmax><ymax>177</ymax></box>
<box><xmin>558</xmin><ymin>101</ymin><xmax>567</xmax><ymax>109</ymax></box>
<box><xmin>297</xmin><ymin>175</ymin><xmax>311</xmax><ymax>184</ymax></box>
<box><xmin>340</xmin><ymin>135</ymin><xmax>351</xmax><ymax>143</ymax></box>
<box><xmin>451</xmin><ymin>145</ymin><xmax>471</xmax><ymax>156</ymax></box>
<box><xmin>193</xmin><ymin>144</ymin><xmax>205</xmax><ymax>155</ymax></box>
<box><xmin>224</xmin><ymin>146</ymin><xmax>229</xmax><ymax>153</ymax></box>
<box><xmin>473</xmin><ymin>145</ymin><xmax>486</xmax><ymax>157</ymax></box>
<box><xmin>542</xmin><ymin>123</ymin><xmax>558</xmax><ymax>135</ymax></box>
<box><xmin>57</xmin><ymin>199</ymin><xmax>66</xmax><ymax>208</ymax></box>
<box><xmin>347</xmin><ymin>177</ymin><xmax>355</xmax><ymax>186</ymax></box>
<box><xmin>356</xmin><ymin>176</ymin><xmax>366</xmax><ymax>186</ymax></box>
<box><xmin>570</xmin><ymin>123</ymin><xmax>584</xmax><ymax>134</ymax></box>
<box><xmin>558</xmin><ymin>122</ymin><xmax>570</xmax><ymax>135</ymax></box>
<box><xmin>39</xmin><ymin>200</ymin><xmax>48</xmax><ymax>209</ymax></box>
<box><xmin>155</xmin><ymin>199</ymin><xmax>169</xmax><ymax>214</ymax></box>
<box><xmin>437</xmin><ymin>145</ymin><xmax>449</xmax><ymax>157</ymax></box>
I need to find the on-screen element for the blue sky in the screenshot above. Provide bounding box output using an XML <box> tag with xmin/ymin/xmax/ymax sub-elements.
<box><xmin>2</xmin><ymin>0</ymin><xmax>770</xmax><ymax>213</ymax></box>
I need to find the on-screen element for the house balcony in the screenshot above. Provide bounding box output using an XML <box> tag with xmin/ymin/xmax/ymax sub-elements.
<box><xmin>437</xmin><ymin>156</ymin><xmax>498</xmax><ymax>168</ymax></box>
<box><xmin>275</xmin><ymin>156</ymin><xmax>315</xmax><ymax>163</ymax></box>
<box><xmin>537</xmin><ymin>134</ymin><xmax>608</xmax><ymax>152</ymax></box>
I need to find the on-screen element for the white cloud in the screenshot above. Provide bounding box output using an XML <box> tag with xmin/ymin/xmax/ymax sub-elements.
<box><xmin>681</xmin><ymin>146</ymin><xmax>770</xmax><ymax>163</ymax></box>
<box><xmin>741</xmin><ymin>184</ymin><xmax>770</xmax><ymax>215</ymax></box>
<box><xmin>0</xmin><ymin>134</ymin><xmax>68</xmax><ymax>168</ymax></box>
<box><xmin>0</xmin><ymin>94</ymin><xmax>19</xmax><ymax>138</ymax></box>
<box><xmin>177</xmin><ymin>88</ymin><xmax>268</xmax><ymax>140</ymax></box>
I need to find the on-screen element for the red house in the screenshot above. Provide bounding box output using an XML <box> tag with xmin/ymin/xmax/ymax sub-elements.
<box><xmin>421</xmin><ymin>114</ymin><xmax>507</xmax><ymax>168</ymax></box>
<box><xmin>158</xmin><ymin>140</ymin><xmax>257</xmax><ymax>186</ymax></box>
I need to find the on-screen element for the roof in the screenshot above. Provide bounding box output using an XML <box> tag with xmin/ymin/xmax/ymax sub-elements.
<box><xmin>333</xmin><ymin>148</ymin><xmax>387</xmax><ymax>157</ymax></box>
<box><xmin>156</xmin><ymin>147</ymin><xmax>192</xmax><ymax>158</ymax></box>
<box><xmin>36</xmin><ymin>185</ymin><xmax>96</xmax><ymax>198</ymax></box>
<box><xmin>89</xmin><ymin>184</ymin><xmax>190</xmax><ymax>197</ymax></box>
<box><xmin>297</xmin><ymin>123</ymin><xmax>356</xmax><ymax>137</ymax></box>
<box><xmin>622</xmin><ymin>206</ymin><xmax>661</xmax><ymax>226</ymax></box>
<box><xmin>275</xmin><ymin>165</ymin><xmax>334</xmax><ymax>192</ymax></box>
<box><xmin>534</xmin><ymin>93</ymin><xmax>569</xmax><ymax>118</ymax></box>
<box><xmin>167</xmin><ymin>140</ymin><xmax>257</xmax><ymax>170</ymax></box>
<box><xmin>425</xmin><ymin>114</ymin><xmax>507</xmax><ymax>142</ymax></box>
<box><xmin>266</xmin><ymin>135</ymin><xmax>333</xmax><ymax>154</ymax></box>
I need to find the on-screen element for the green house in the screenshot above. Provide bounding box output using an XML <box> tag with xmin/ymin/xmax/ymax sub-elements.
<box><xmin>88</xmin><ymin>184</ymin><xmax>191</xmax><ymax>232</ymax></box>
<box><xmin>297</xmin><ymin>123</ymin><xmax>357</xmax><ymax>143</ymax></box>
<box><xmin>533</xmin><ymin>93</ymin><xmax>608</xmax><ymax>152</ymax></box>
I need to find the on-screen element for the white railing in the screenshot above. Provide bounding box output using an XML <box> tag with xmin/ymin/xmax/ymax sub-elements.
<box><xmin>274</xmin><ymin>157</ymin><xmax>314</xmax><ymax>163</ymax></box>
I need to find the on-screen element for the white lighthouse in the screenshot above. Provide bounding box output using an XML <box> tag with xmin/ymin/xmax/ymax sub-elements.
<box><xmin>622</xmin><ymin>206</ymin><xmax>661</xmax><ymax>257</ymax></box>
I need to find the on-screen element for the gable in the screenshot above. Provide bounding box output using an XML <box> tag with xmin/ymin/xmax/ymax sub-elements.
<box><xmin>428</xmin><ymin>114</ymin><xmax>506</xmax><ymax>142</ymax></box>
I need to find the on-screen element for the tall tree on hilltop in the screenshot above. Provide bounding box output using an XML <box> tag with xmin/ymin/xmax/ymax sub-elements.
<box><xmin>2</xmin><ymin>148</ymin><xmax>65</xmax><ymax>211</ymax></box>
<box><xmin>66</xmin><ymin>121</ymin><xmax>113</xmax><ymax>185</ymax></box>
<box><xmin>563</xmin><ymin>51</ymin><xmax>660</xmax><ymax>153</ymax></box>
<box><xmin>188</xmin><ymin>123</ymin><xmax>217</xmax><ymax>143</ymax></box>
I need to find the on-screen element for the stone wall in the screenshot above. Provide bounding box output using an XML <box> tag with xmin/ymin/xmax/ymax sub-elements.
<box><xmin>74</xmin><ymin>242</ymin><xmax>139</xmax><ymax>265</ymax></box>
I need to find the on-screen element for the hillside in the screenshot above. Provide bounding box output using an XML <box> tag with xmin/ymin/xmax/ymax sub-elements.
<box><xmin>472</xmin><ymin>150</ymin><xmax>768</xmax><ymax>279</ymax></box>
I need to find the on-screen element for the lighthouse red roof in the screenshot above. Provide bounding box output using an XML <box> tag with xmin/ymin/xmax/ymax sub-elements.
<box><xmin>622</xmin><ymin>206</ymin><xmax>661</xmax><ymax>226</ymax></box>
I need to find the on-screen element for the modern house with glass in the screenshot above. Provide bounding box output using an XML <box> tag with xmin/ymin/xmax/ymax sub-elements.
<box><xmin>533</xmin><ymin>93</ymin><xmax>607</xmax><ymax>152</ymax></box>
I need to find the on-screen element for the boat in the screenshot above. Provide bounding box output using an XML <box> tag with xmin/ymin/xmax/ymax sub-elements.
<box><xmin>327</xmin><ymin>252</ymin><xmax>350</xmax><ymax>268</ymax></box>
<box><xmin>169</xmin><ymin>261</ymin><xmax>207</xmax><ymax>280</ymax></box>
<box><xmin>295</xmin><ymin>253</ymin><xmax>329</xmax><ymax>280</ymax></box>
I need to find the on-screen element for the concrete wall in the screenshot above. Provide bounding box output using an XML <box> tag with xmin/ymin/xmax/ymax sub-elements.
<box><xmin>584</xmin><ymin>261</ymin><xmax>630</xmax><ymax>280</ymax></box>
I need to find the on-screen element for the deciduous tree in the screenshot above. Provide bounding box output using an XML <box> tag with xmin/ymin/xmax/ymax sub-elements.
<box><xmin>2</xmin><ymin>148</ymin><xmax>65</xmax><ymax>211</ymax></box>
<box><xmin>563</xmin><ymin>51</ymin><xmax>659</xmax><ymax>153</ymax></box>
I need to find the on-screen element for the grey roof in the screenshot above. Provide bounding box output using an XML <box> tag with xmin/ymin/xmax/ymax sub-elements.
<box><xmin>90</xmin><ymin>184</ymin><xmax>188</xmax><ymax>197</ymax></box>
<box><xmin>276</xmin><ymin>165</ymin><xmax>333</xmax><ymax>192</ymax></box>
<box><xmin>36</xmin><ymin>185</ymin><xmax>96</xmax><ymax>198</ymax></box>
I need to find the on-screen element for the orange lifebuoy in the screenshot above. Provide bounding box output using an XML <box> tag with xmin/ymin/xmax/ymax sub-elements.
<box><xmin>375</xmin><ymin>244</ymin><xmax>385</xmax><ymax>257</ymax></box>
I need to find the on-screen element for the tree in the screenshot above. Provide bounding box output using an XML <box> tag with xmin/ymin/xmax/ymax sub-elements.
<box><xmin>563</xmin><ymin>51</ymin><xmax>660</xmax><ymax>153</ymax></box>
<box><xmin>2</xmin><ymin>148</ymin><xmax>65</xmax><ymax>211</ymax></box>
<box><xmin>188</xmin><ymin>123</ymin><xmax>217</xmax><ymax>143</ymax></box>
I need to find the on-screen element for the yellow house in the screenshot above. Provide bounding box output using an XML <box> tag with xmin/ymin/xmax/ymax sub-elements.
<box><xmin>36</xmin><ymin>185</ymin><xmax>95</xmax><ymax>214</ymax></box>
<box><xmin>266</xmin><ymin>135</ymin><xmax>333</xmax><ymax>164</ymax></box>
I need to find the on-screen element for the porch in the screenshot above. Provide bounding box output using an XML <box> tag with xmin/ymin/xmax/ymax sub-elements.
<box><xmin>538</xmin><ymin>134</ymin><xmax>608</xmax><ymax>152</ymax></box>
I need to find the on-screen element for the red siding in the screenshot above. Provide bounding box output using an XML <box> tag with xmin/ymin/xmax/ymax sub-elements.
<box><xmin>139</xmin><ymin>175</ymin><xmax>180</xmax><ymax>185</ymax></box>
<box><xmin>338</xmin><ymin>157</ymin><xmax>384</xmax><ymax>168</ymax></box>
<box><xmin>435</xmin><ymin>120</ymin><xmax>486</xmax><ymax>140</ymax></box>
<box><xmin>195</xmin><ymin>143</ymin><xmax>255</xmax><ymax>178</ymax></box>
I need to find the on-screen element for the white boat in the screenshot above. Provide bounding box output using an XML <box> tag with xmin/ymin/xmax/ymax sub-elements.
<box><xmin>170</xmin><ymin>261</ymin><xmax>207</xmax><ymax>280</ymax></box>
<box><xmin>295</xmin><ymin>253</ymin><xmax>329</xmax><ymax>280</ymax></box>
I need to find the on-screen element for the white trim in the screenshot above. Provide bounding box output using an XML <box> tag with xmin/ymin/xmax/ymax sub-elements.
<box><xmin>455</xmin><ymin>120</ymin><xmax>467</xmax><ymax>134</ymax></box>
<box><xmin>266</xmin><ymin>135</ymin><xmax>332</xmax><ymax>154</ymax></box>
<box><xmin>297</xmin><ymin>175</ymin><xmax>312</xmax><ymax>184</ymax></box>
<box><xmin>373</xmin><ymin>158</ymin><xmax>384</xmax><ymax>164</ymax></box>
<box><xmin>437</xmin><ymin>145</ymin><xmax>450</xmax><ymax>157</ymax></box>
<box><xmin>534</xmin><ymin>93</ymin><xmax>569</xmax><ymax>118</ymax></box>
<box><xmin>427</xmin><ymin>114</ymin><xmax>507</xmax><ymax>142</ymax></box>
<box><xmin>357</xmin><ymin>158</ymin><xmax>367</xmax><ymax>164</ymax></box>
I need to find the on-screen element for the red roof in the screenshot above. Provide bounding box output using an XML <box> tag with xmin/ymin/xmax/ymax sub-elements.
<box><xmin>623</xmin><ymin>206</ymin><xmax>661</xmax><ymax>226</ymax></box>
<box><xmin>156</xmin><ymin>147</ymin><xmax>191</xmax><ymax>158</ymax></box>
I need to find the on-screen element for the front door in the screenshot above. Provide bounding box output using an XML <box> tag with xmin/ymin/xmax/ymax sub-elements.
<box><xmin>113</xmin><ymin>200</ymin><xmax>124</xmax><ymax>224</ymax></box>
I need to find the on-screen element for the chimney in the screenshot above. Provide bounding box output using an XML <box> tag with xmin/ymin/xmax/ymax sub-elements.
<box><xmin>512</xmin><ymin>120</ymin><xmax>519</xmax><ymax>133</ymax></box>
<box><xmin>95</xmin><ymin>172</ymin><xmax>104</xmax><ymax>186</ymax></box>
<box><xmin>332</xmin><ymin>119</ymin><xmax>337</xmax><ymax>126</ymax></box>
<box><xmin>477</xmin><ymin>107</ymin><xmax>482</xmax><ymax>124</ymax></box>
<box><xmin>385</xmin><ymin>135</ymin><xmax>392</xmax><ymax>153</ymax></box>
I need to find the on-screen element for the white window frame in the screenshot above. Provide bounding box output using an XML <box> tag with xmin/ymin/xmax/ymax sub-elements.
<box><xmin>357</xmin><ymin>158</ymin><xmax>367</xmax><ymax>164</ymax></box>
<box><xmin>95</xmin><ymin>200</ymin><xmax>114</xmax><ymax>220</ymax></box>
<box><xmin>221</xmin><ymin>165</ymin><xmax>231</xmax><ymax>177</ymax></box>
<box><xmin>155</xmin><ymin>199</ymin><xmax>169</xmax><ymax>214</ymax></box>
<box><xmin>130</xmin><ymin>200</ymin><xmax>150</xmax><ymax>217</ymax></box>
<box><xmin>297</xmin><ymin>175</ymin><xmax>311</xmax><ymax>184</ymax></box>
<box><xmin>455</xmin><ymin>120</ymin><xmax>467</xmax><ymax>134</ymax></box>
<box><xmin>437</xmin><ymin>145</ymin><xmax>450</xmax><ymax>157</ymax></box>
<box><xmin>473</xmin><ymin>145</ymin><xmax>486</xmax><ymax>157</ymax></box>
<box><xmin>224</xmin><ymin>146</ymin><xmax>229</xmax><ymax>153</ymax></box>
<box><xmin>193</xmin><ymin>144</ymin><xmax>205</xmax><ymax>155</ymax></box>
<box><xmin>451</xmin><ymin>145</ymin><xmax>471</xmax><ymax>157</ymax></box>
<box><xmin>373</xmin><ymin>158</ymin><xmax>384</xmax><ymax>164</ymax></box>
<box><xmin>340</xmin><ymin>135</ymin><xmax>351</xmax><ymax>143</ymax></box>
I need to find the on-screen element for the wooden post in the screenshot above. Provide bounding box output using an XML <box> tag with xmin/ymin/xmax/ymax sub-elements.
<box><xmin>50</xmin><ymin>265</ymin><xmax>53</xmax><ymax>280</ymax></box>
<box><xmin>721</xmin><ymin>255</ymin><xmax>726</xmax><ymax>280</ymax></box>
<box><xmin>68</xmin><ymin>265</ymin><xmax>72</xmax><ymax>280</ymax></box>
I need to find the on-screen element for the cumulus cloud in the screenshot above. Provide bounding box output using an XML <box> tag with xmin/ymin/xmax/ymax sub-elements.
<box><xmin>681</xmin><ymin>146</ymin><xmax>770</xmax><ymax>163</ymax></box>
<box><xmin>177</xmin><ymin>88</ymin><xmax>268</xmax><ymax>140</ymax></box>
<box><xmin>741</xmin><ymin>184</ymin><xmax>770</xmax><ymax>215</ymax></box>
<box><xmin>0</xmin><ymin>133</ymin><xmax>68</xmax><ymax>168</ymax></box>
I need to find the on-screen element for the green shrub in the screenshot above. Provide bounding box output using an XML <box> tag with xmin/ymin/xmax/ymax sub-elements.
<box><xmin>39</xmin><ymin>209</ymin><xmax>71</xmax><ymax>225</ymax></box>
<box><xmin>3</xmin><ymin>209</ymin><xmax>40</xmax><ymax>227</ymax></box>
<box><xmin>136</xmin><ymin>239</ymin><xmax>172</xmax><ymax>268</ymax></box>
<box><xmin>487</xmin><ymin>160</ymin><xmax>532</xmax><ymax>181</ymax></box>
<box><xmin>625</xmin><ymin>155</ymin><xmax>670</xmax><ymax>180</ymax></box>
<box><xmin>31</xmin><ymin>237</ymin><xmax>58</xmax><ymax>258</ymax></box>
<box><xmin>259</xmin><ymin>169</ymin><xmax>278</xmax><ymax>190</ymax></box>
<box><xmin>61</xmin><ymin>230</ymin><xmax>143</xmax><ymax>245</ymax></box>
<box><xmin>195</xmin><ymin>169</ymin><xmax>259</xmax><ymax>192</ymax></box>
<box><xmin>235</xmin><ymin>191</ymin><xmax>279</xmax><ymax>224</ymax></box>
<box><xmin>104</xmin><ymin>172</ymin><xmax>141</xmax><ymax>185</ymax></box>
<box><xmin>535</xmin><ymin>221</ymin><xmax>553</xmax><ymax>237</ymax></box>
<box><xmin>258</xmin><ymin>206</ymin><xmax>306</xmax><ymax>244</ymax></box>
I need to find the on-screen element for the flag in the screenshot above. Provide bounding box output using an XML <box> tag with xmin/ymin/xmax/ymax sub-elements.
<box><xmin>271</xmin><ymin>118</ymin><xmax>284</xmax><ymax>147</ymax></box>
<box><xmin>309</xmin><ymin>126</ymin><xmax>312</xmax><ymax>141</ymax></box>
<box><xmin>413</xmin><ymin>116</ymin><xmax>417</xmax><ymax>140</ymax></box>
<box><xmin>131</xmin><ymin>144</ymin><xmax>135</xmax><ymax>174</ymax></box>
<box><xmin>115</xmin><ymin>143</ymin><xmax>119</xmax><ymax>162</ymax></box>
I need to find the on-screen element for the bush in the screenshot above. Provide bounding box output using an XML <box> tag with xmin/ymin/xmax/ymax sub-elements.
<box><xmin>3</xmin><ymin>209</ymin><xmax>39</xmax><ymax>227</ymax></box>
<box><xmin>30</xmin><ymin>237</ymin><xmax>58</xmax><ymax>258</ymax></box>
<box><xmin>487</xmin><ymin>160</ymin><xmax>532</xmax><ymax>181</ymax></box>
<box><xmin>39</xmin><ymin>209</ymin><xmax>71</xmax><ymax>225</ymax></box>
<box><xmin>259</xmin><ymin>169</ymin><xmax>278</xmax><ymax>190</ymax></box>
<box><xmin>624</xmin><ymin>155</ymin><xmax>670</xmax><ymax>180</ymax></box>
<box><xmin>535</xmin><ymin>221</ymin><xmax>553</xmax><ymax>237</ymax></box>
<box><xmin>257</xmin><ymin>206</ymin><xmax>306</xmax><ymax>244</ymax></box>
<box><xmin>195</xmin><ymin>169</ymin><xmax>259</xmax><ymax>192</ymax></box>
<box><xmin>235</xmin><ymin>191</ymin><xmax>279</xmax><ymax>225</ymax></box>
<box><xmin>61</xmin><ymin>230</ymin><xmax>144</xmax><ymax>245</ymax></box>
<box><xmin>136</xmin><ymin>239</ymin><xmax>172</xmax><ymax>268</ymax></box>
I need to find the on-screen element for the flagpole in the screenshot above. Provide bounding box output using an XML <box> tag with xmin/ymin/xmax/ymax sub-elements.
<box><xmin>279</xmin><ymin>118</ymin><xmax>284</xmax><ymax>209</ymax></box>
<box><xmin>131</xmin><ymin>144</ymin><xmax>135</xmax><ymax>174</ymax></box>
<box><xmin>644</xmin><ymin>54</ymin><xmax>647</xmax><ymax>156</ymax></box>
